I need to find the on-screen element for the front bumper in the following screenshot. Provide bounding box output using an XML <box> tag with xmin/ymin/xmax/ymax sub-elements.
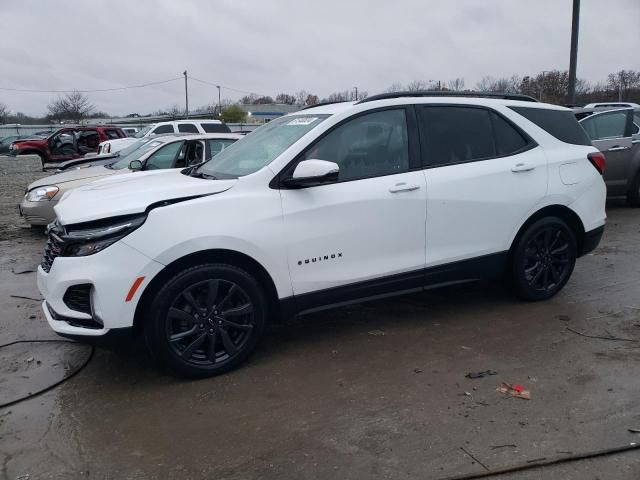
<box><xmin>37</xmin><ymin>240</ymin><xmax>164</xmax><ymax>337</ymax></box>
<box><xmin>19</xmin><ymin>198</ymin><xmax>58</xmax><ymax>225</ymax></box>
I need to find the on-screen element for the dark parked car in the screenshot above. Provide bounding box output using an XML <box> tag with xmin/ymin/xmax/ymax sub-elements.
<box><xmin>8</xmin><ymin>126</ymin><xmax>126</xmax><ymax>167</ymax></box>
<box><xmin>577</xmin><ymin>107</ymin><xmax>640</xmax><ymax>205</ymax></box>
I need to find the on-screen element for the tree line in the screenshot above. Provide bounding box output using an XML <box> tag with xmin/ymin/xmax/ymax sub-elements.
<box><xmin>1</xmin><ymin>69</ymin><xmax>638</xmax><ymax>125</ymax></box>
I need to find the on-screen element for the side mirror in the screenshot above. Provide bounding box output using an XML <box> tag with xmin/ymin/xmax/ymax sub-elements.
<box><xmin>282</xmin><ymin>159</ymin><xmax>339</xmax><ymax>188</ymax></box>
<box><xmin>129</xmin><ymin>159</ymin><xmax>143</xmax><ymax>171</ymax></box>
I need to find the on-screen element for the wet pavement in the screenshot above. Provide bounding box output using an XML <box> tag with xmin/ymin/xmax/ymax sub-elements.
<box><xmin>1</xmin><ymin>176</ymin><xmax>640</xmax><ymax>478</ymax></box>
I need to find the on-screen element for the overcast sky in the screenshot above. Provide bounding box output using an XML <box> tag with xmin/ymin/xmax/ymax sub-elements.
<box><xmin>1</xmin><ymin>0</ymin><xmax>638</xmax><ymax>116</ymax></box>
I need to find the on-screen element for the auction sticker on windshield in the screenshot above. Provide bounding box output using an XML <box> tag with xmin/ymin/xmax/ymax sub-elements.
<box><xmin>286</xmin><ymin>117</ymin><xmax>319</xmax><ymax>126</ymax></box>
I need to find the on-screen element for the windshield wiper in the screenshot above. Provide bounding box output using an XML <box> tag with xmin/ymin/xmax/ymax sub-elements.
<box><xmin>189</xmin><ymin>171</ymin><xmax>217</xmax><ymax>180</ymax></box>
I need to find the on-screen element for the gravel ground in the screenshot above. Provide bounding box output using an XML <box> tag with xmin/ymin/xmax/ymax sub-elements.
<box><xmin>0</xmin><ymin>169</ymin><xmax>47</xmax><ymax>240</ymax></box>
<box><xmin>1</xmin><ymin>168</ymin><xmax>640</xmax><ymax>479</ymax></box>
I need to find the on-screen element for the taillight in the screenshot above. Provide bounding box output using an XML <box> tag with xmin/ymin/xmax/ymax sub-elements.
<box><xmin>588</xmin><ymin>151</ymin><xmax>606</xmax><ymax>175</ymax></box>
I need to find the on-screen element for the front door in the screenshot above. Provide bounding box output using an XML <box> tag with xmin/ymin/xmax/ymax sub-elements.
<box><xmin>580</xmin><ymin>109</ymin><xmax>634</xmax><ymax>195</ymax></box>
<box><xmin>278</xmin><ymin>108</ymin><xmax>427</xmax><ymax>309</ymax></box>
<box><xmin>48</xmin><ymin>129</ymin><xmax>80</xmax><ymax>163</ymax></box>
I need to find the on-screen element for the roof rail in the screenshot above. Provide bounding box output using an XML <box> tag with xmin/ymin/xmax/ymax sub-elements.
<box><xmin>300</xmin><ymin>100</ymin><xmax>352</xmax><ymax>110</ymax></box>
<box><xmin>356</xmin><ymin>91</ymin><xmax>538</xmax><ymax>104</ymax></box>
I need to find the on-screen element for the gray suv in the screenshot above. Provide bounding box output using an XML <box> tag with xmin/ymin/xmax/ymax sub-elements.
<box><xmin>578</xmin><ymin>107</ymin><xmax>640</xmax><ymax>205</ymax></box>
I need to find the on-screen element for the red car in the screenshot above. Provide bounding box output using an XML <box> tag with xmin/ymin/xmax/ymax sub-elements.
<box><xmin>9</xmin><ymin>126</ymin><xmax>126</xmax><ymax>166</ymax></box>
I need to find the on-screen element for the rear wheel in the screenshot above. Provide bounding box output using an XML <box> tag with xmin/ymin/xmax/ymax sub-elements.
<box><xmin>145</xmin><ymin>264</ymin><xmax>267</xmax><ymax>378</ymax></box>
<box><xmin>510</xmin><ymin>217</ymin><xmax>577</xmax><ymax>301</ymax></box>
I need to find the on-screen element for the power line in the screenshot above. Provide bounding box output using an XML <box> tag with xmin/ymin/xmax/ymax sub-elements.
<box><xmin>0</xmin><ymin>77</ymin><xmax>183</xmax><ymax>94</ymax></box>
<box><xmin>187</xmin><ymin>75</ymin><xmax>268</xmax><ymax>97</ymax></box>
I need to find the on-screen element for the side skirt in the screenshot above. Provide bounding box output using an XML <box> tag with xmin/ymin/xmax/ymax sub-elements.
<box><xmin>279</xmin><ymin>251</ymin><xmax>508</xmax><ymax>318</ymax></box>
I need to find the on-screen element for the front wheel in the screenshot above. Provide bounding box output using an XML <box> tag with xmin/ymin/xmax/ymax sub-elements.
<box><xmin>145</xmin><ymin>264</ymin><xmax>267</xmax><ymax>378</ymax></box>
<box><xmin>509</xmin><ymin>217</ymin><xmax>577</xmax><ymax>301</ymax></box>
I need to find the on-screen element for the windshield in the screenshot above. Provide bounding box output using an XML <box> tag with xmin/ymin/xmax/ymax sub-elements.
<box><xmin>108</xmin><ymin>139</ymin><xmax>165</xmax><ymax>169</ymax></box>
<box><xmin>196</xmin><ymin>114</ymin><xmax>329</xmax><ymax>178</ymax></box>
<box><xmin>133</xmin><ymin>125</ymin><xmax>154</xmax><ymax>138</ymax></box>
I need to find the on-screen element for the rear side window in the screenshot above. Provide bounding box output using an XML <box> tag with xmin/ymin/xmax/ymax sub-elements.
<box><xmin>580</xmin><ymin>111</ymin><xmax>627</xmax><ymax>140</ymax></box>
<box><xmin>418</xmin><ymin>106</ymin><xmax>496</xmax><ymax>166</ymax></box>
<box><xmin>152</xmin><ymin>125</ymin><xmax>174</xmax><ymax>134</ymax></box>
<box><xmin>201</xmin><ymin>123</ymin><xmax>231</xmax><ymax>133</ymax></box>
<box><xmin>178</xmin><ymin>123</ymin><xmax>199</xmax><ymax>133</ymax></box>
<box><xmin>510</xmin><ymin>106</ymin><xmax>591</xmax><ymax>146</ymax></box>
<box><xmin>491</xmin><ymin>112</ymin><xmax>530</xmax><ymax>155</ymax></box>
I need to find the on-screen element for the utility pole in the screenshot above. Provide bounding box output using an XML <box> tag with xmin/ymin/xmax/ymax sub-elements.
<box><xmin>354</xmin><ymin>86</ymin><xmax>358</xmax><ymax>101</ymax></box>
<box><xmin>217</xmin><ymin>85</ymin><xmax>221</xmax><ymax>116</ymax></box>
<box><xmin>567</xmin><ymin>0</ymin><xmax>580</xmax><ymax>104</ymax></box>
<box><xmin>618</xmin><ymin>71</ymin><xmax>624</xmax><ymax>101</ymax></box>
<box><xmin>183</xmin><ymin>70</ymin><xmax>189</xmax><ymax>117</ymax></box>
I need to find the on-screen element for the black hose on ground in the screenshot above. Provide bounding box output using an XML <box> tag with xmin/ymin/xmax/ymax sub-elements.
<box><xmin>0</xmin><ymin>339</ymin><xmax>94</xmax><ymax>409</ymax></box>
<box><xmin>440</xmin><ymin>442</ymin><xmax>640</xmax><ymax>480</ymax></box>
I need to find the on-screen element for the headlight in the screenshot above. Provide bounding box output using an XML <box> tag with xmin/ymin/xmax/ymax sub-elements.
<box><xmin>26</xmin><ymin>186</ymin><xmax>59</xmax><ymax>202</ymax></box>
<box><xmin>60</xmin><ymin>214</ymin><xmax>146</xmax><ymax>257</ymax></box>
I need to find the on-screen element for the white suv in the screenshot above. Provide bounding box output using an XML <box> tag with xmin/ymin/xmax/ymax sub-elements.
<box><xmin>98</xmin><ymin>120</ymin><xmax>230</xmax><ymax>154</ymax></box>
<box><xmin>37</xmin><ymin>93</ymin><xmax>606</xmax><ymax>377</ymax></box>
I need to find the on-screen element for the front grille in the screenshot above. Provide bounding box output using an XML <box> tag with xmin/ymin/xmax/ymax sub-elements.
<box><xmin>41</xmin><ymin>225</ymin><xmax>65</xmax><ymax>273</ymax></box>
<box><xmin>63</xmin><ymin>284</ymin><xmax>92</xmax><ymax>315</ymax></box>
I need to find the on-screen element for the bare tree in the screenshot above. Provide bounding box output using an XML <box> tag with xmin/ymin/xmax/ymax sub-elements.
<box><xmin>447</xmin><ymin>78</ymin><xmax>465</xmax><ymax>91</ymax></box>
<box><xmin>295</xmin><ymin>90</ymin><xmax>309</xmax><ymax>106</ymax></box>
<box><xmin>47</xmin><ymin>91</ymin><xmax>94</xmax><ymax>123</ymax></box>
<box><xmin>305</xmin><ymin>94</ymin><xmax>319</xmax><ymax>106</ymax></box>
<box><xmin>607</xmin><ymin>70</ymin><xmax>640</xmax><ymax>100</ymax></box>
<box><xmin>385</xmin><ymin>83</ymin><xmax>404</xmax><ymax>93</ymax></box>
<box><xmin>406</xmin><ymin>80</ymin><xmax>430</xmax><ymax>92</ymax></box>
<box><xmin>475</xmin><ymin>75</ymin><xmax>519</xmax><ymax>93</ymax></box>
<box><xmin>275</xmin><ymin>93</ymin><xmax>296</xmax><ymax>105</ymax></box>
<box><xmin>0</xmin><ymin>102</ymin><xmax>9</xmax><ymax>123</ymax></box>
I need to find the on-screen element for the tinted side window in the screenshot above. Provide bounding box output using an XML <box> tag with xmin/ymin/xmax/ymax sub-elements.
<box><xmin>491</xmin><ymin>112</ymin><xmax>529</xmax><ymax>155</ymax></box>
<box><xmin>418</xmin><ymin>106</ymin><xmax>495</xmax><ymax>166</ymax></box>
<box><xmin>581</xmin><ymin>111</ymin><xmax>627</xmax><ymax>140</ymax></box>
<box><xmin>510</xmin><ymin>106</ymin><xmax>591</xmax><ymax>146</ymax></box>
<box><xmin>145</xmin><ymin>141</ymin><xmax>184</xmax><ymax>170</ymax></box>
<box><xmin>178</xmin><ymin>123</ymin><xmax>199</xmax><ymax>133</ymax></box>
<box><xmin>201</xmin><ymin>123</ymin><xmax>231</xmax><ymax>133</ymax></box>
<box><xmin>301</xmin><ymin>109</ymin><xmax>409</xmax><ymax>181</ymax></box>
<box><xmin>152</xmin><ymin>125</ymin><xmax>174</xmax><ymax>134</ymax></box>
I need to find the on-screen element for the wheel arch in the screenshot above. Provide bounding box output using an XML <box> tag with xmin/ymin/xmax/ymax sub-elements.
<box><xmin>509</xmin><ymin>205</ymin><xmax>586</xmax><ymax>260</ymax></box>
<box><xmin>133</xmin><ymin>249</ymin><xmax>280</xmax><ymax>336</ymax></box>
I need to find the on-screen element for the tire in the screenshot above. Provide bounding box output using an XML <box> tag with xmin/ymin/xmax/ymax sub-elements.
<box><xmin>509</xmin><ymin>217</ymin><xmax>577</xmax><ymax>301</ymax></box>
<box><xmin>145</xmin><ymin>263</ymin><xmax>267</xmax><ymax>378</ymax></box>
<box><xmin>626</xmin><ymin>172</ymin><xmax>640</xmax><ymax>207</ymax></box>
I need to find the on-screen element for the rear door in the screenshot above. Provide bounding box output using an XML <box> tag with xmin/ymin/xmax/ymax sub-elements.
<box><xmin>417</xmin><ymin>105</ymin><xmax>546</xmax><ymax>267</ymax></box>
<box><xmin>580</xmin><ymin>109</ymin><xmax>633</xmax><ymax>195</ymax></box>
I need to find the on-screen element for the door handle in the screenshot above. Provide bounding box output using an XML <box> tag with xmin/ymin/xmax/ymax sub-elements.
<box><xmin>511</xmin><ymin>162</ymin><xmax>536</xmax><ymax>173</ymax></box>
<box><xmin>389</xmin><ymin>182</ymin><xmax>421</xmax><ymax>193</ymax></box>
<box><xmin>607</xmin><ymin>145</ymin><xmax>630</xmax><ymax>152</ymax></box>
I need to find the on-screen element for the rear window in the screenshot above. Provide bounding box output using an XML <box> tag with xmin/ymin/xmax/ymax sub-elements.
<box><xmin>510</xmin><ymin>106</ymin><xmax>591</xmax><ymax>146</ymax></box>
<box><xmin>201</xmin><ymin>123</ymin><xmax>231</xmax><ymax>133</ymax></box>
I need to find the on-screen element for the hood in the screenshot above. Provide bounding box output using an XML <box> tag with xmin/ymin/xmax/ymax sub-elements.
<box><xmin>28</xmin><ymin>165</ymin><xmax>113</xmax><ymax>190</ymax></box>
<box><xmin>55</xmin><ymin>169</ymin><xmax>236</xmax><ymax>225</ymax></box>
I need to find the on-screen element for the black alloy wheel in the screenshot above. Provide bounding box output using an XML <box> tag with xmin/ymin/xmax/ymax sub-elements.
<box><xmin>511</xmin><ymin>217</ymin><xmax>577</xmax><ymax>301</ymax></box>
<box><xmin>167</xmin><ymin>279</ymin><xmax>254</xmax><ymax>366</ymax></box>
<box><xmin>146</xmin><ymin>264</ymin><xmax>267</xmax><ymax>378</ymax></box>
